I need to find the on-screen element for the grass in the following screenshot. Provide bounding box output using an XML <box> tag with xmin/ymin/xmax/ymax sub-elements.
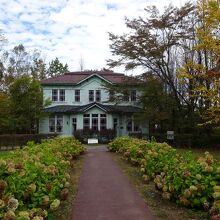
<box><xmin>0</xmin><ymin>150</ymin><xmax>13</xmax><ymax>159</ymax></box>
<box><xmin>49</xmin><ymin>156</ymin><xmax>85</xmax><ymax>220</ymax></box>
<box><xmin>176</xmin><ymin>147</ymin><xmax>220</xmax><ymax>161</ymax></box>
<box><xmin>111</xmin><ymin>153</ymin><xmax>209</xmax><ymax>220</ymax></box>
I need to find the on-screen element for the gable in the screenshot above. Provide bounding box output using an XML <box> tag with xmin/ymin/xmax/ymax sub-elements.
<box><xmin>79</xmin><ymin>75</ymin><xmax>109</xmax><ymax>89</ymax></box>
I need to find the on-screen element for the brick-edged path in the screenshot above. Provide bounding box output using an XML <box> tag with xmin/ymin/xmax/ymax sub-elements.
<box><xmin>71</xmin><ymin>146</ymin><xmax>155</xmax><ymax>220</ymax></box>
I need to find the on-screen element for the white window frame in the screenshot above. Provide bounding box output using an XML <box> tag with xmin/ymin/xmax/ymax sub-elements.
<box><xmin>52</xmin><ymin>89</ymin><xmax>65</xmax><ymax>102</ymax></box>
<box><xmin>49</xmin><ymin>115</ymin><xmax>63</xmax><ymax>133</ymax></box>
<box><xmin>131</xmin><ymin>90</ymin><xmax>137</xmax><ymax>102</ymax></box>
<box><xmin>96</xmin><ymin>90</ymin><xmax>101</xmax><ymax>102</ymax></box>
<box><xmin>75</xmin><ymin>90</ymin><xmax>80</xmax><ymax>102</ymax></box>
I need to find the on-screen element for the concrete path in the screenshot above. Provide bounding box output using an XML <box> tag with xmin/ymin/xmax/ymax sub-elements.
<box><xmin>71</xmin><ymin>145</ymin><xmax>155</xmax><ymax>220</ymax></box>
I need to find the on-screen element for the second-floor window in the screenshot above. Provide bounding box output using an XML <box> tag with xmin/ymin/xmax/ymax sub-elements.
<box><xmin>109</xmin><ymin>90</ymin><xmax>115</xmax><ymax>102</ymax></box>
<box><xmin>75</xmin><ymin>90</ymin><xmax>80</xmax><ymax>102</ymax></box>
<box><xmin>131</xmin><ymin>90</ymin><xmax>137</xmax><ymax>102</ymax></box>
<box><xmin>123</xmin><ymin>91</ymin><xmax>129</xmax><ymax>102</ymax></box>
<box><xmin>89</xmin><ymin>90</ymin><xmax>101</xmax><ymax>102</ymax></box>
<box><xmin>59</xmin><ymin>89</ymin><xmax>65</xmax><ymax>101</ymax></box>
<box><xmin>52</xmin><ymin>89</ymin><xmax>65</xmax><ymax>102</ymax></box>
<box><xmin>122</xmin><ymin>90</ymin><xmax>137</xmax><ymax>102</ymax></box>
<box><xmin>52</xmin><ymin>89</ymin><xmax>58</xmax><ymax>101</ymax></box>
<box><xmin>96</xmin><ymin>90</ymin><xmax>101</xmax><ymax>102</ymax></box>
<box><xmin>89</xmin><ymin>90</ymin><xmax>94</xmax><ymax>102</ymax></box>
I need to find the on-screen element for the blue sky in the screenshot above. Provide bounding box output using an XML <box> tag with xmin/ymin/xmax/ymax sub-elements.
<box><xmin>0</xmin><ymin>0</ymin><xmax>189</xmax><ymax>73</ymax></box>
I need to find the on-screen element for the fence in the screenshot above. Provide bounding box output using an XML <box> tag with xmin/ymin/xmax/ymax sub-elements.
<box><xmin>0</xmin><ymin>134</ymin><xmax>58</xmax><ymax>149</ymax></box>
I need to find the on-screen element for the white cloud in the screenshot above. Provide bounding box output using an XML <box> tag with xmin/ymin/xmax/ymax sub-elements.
<box><xmin>0</xmin><ymin>0</ymin><xmax>190</xmax><ymax>74</ymax></box>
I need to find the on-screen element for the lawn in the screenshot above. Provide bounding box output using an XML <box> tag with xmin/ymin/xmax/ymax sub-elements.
<box><xmin>0</xmin><ymin>150</ymin><xmax>12</xmax><ymax>158</ymax></box>
<box><xmin>176</xmin><ymin>147</ymin><xmax>220</xmax><ymax>161</ymax></box>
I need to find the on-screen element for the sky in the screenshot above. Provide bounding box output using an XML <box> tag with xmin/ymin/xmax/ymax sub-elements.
<box><xmin>0</xmin><ymin>0</ymin><xmax>190</xmax><ymax>74</ymax></box>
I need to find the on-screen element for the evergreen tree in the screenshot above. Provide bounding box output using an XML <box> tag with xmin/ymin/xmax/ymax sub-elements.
<box><xmin>47</xmin><ymin>57</ymin><xmax>69</xmax><ymax>77</ymax></box>
<box><xmin>9</xmin><ymin>75</ymin><xmax>44</xmax><ymax>133</ymax></box>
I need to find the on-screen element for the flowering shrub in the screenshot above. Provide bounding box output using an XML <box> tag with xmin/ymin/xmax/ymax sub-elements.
<box><xmin>108</xmin><ymin>137</ymin><xmax>220</xmax><ymax>217</ymax></box>
<box><xmin>0</xmin><ymin>137</ymin><xmax>85</xmax><ymax>219</ymax></box>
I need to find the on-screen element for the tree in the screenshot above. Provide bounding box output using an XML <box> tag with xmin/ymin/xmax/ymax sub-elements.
<box><xmin>108</xmin><ymin>3</ymin><xmax>195</xmax><ymax>107</ymax></box>
<box><xmin>107</xmin><ymin>2</ymin><xmax>203</xmax><ymax>132</ymax></box>
<box><xmin>47</xmin><ymin>57</ymin><xmax>69</xmax><ymax>77</ymax></box>
<box><xmin>9</xmin><ymin>75</ymin><xmax>44</xmax><ymax>133</ymax></box>
<box><xmin>139</xmin><ymin>73</ymin><xmax>178</xmax><ymax>132</ymax></box>
<box><xmin>0</xmin><ymin>44</ymin><xmax>47</xmax><ymax>91</ymax></box>
<box><xmin>0</xmin><ymin>91</ymin><xmax>10</xmax><ymax>134</ymax></box>
<box><xmin>31</xmin><ymin>58</ymin><xmax>47</xmax><ymax>80</ymax></box>
<box><xmin>178</xmin><ymin>0</ymin><xmax>220</xmax><ymax>127</ymax></box>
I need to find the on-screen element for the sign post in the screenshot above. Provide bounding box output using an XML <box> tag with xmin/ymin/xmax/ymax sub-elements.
<box><xmin>167</xmin><ymin>131</ymin><xmax>174</xmax><ymax>146</ymax></box>
<box><xmin>167</xmin><ymin>131</ymin><xmax>174</xmax><ymax>140</ymax></box>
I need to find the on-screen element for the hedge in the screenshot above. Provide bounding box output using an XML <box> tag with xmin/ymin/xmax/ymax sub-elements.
<box><xmin>108</xmin><ymin>137</ymin><xmax>220</xmax><ymax>219</ymax></box>
<box><xmin>0</xmin><ymin>137</ymin><xmax>85</xmax><ymax>219</ymax></box>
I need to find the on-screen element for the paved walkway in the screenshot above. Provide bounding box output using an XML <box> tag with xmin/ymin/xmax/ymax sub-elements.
<box><xmin>71</xmin><ymin>146</ymin><xmax>155</xmax><ymax>220</ymax></box>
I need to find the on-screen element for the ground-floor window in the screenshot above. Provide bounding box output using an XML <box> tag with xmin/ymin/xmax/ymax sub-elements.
<box><xmin>126</xmin><ymin>117</ymin><xmax>140</xmax><ymax>132</ymax></box>
<box><xmin>92</xmin><ymin>114</ymin><xmax>99</xmax><ymax>130</ymax></box>
<box><xmin>72</xmin><ymin>117</ymin><xmax>77</xmax><ymax>132</ymax></box>
<box><xmin>83</xmin><ymin>114</ymin><xmax>90</xmax><ymax>130</ymax></box>
<box><xmin>49</xmin><ymin>115</ymin><xmax>63</xmax><ymax>133</ymax></box>
<box><xmin>100</xmin><ymin>114</ymin><xmax>107</xmax><ymax>130</ymax></box>
<box><xmin>83</xmin><ymin>113</ymin><xmax>107</xmax><ymax>130</ymax></box>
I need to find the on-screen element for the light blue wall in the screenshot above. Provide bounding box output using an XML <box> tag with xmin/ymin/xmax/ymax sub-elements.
<box><xmin>39</xmin><ymin>74</ymin><xmax>149</xmax><ymax>137</ymax></box>
<box><xmin>43</xmin><ymin>75</ymin><xmax>139</xmax><ymax>107</ymax></box>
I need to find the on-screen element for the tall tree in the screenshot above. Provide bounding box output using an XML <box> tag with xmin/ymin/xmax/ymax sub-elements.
<box><xmin>0</xmin><ymin>91</ymin><xmax>10</xmax><ymax>134</ymax></box>
<box><xmin>178</xmin><ymin>0</ymin><xmax>220</xmax><ymax>127</ymax></box>
<box><xmin>9</xmin><ymin>75</ymin><xmax>44</xmax><ymax>133</ymax></box>
<box><xmin>31</xmin><ymin>58</ymin><xmax>47</xmax><ymax>80</ymax></box>
<box><xmin>107</xmin><ymin>2</ymin><xmax>202</xmax><ymax>132</ymax></box>
<box><xmin>139</xmin><ymin>73</ymin><xmax>178</xmax><ymax>132</ymax></box>
<box><xmin>108</xmin><ymin>3</ymin><xmax>195</xmax><ymax>108</ymax></box>
<box><xmin>0</xmin><ymin>44</ymin><xmax>47</xmax><ymax>91</ymax></box>
<box><xmin>47</xmin><ymin>57</ymin><xmax>69</xmax><ymax>77</ymax></box>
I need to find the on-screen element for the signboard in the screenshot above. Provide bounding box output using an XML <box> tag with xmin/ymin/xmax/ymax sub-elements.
<box><xmin>88</xmin><ymin>138</ymin><xmax>99</xmax><ymax>144</ymax></box>
<box><xmin>167</xmin><ymin>131</ymin><xmax>174</xmax><ymax>140</ymax></box>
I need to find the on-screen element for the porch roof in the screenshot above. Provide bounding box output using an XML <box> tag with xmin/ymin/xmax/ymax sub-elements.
<box><xmin>43</xmin><ymin>103</ymin><xmax>142</xmax><ymax>114</ymax></box>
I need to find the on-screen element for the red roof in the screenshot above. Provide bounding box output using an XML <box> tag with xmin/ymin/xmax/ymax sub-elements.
<box><xmin>41</xmin><ymin>70</ymin><xmax>142</xmax><ymax>85</ymax></box>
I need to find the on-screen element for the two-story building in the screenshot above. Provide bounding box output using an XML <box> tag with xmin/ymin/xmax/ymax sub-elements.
<box><xmin>39</xmin><ymin>70</ymin><xmax>149</xmax><ymax>138</ymax></box>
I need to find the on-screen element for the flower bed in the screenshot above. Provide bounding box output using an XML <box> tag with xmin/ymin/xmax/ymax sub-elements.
<box><xmin>108</xmin><ymin>137</ymin><xmax>220</xmax><ymax>219</ymax></box>
<box><xmin>0</xmin><ymin>137</ymin><xmax>85</xmax><ymax>220</ymax></box>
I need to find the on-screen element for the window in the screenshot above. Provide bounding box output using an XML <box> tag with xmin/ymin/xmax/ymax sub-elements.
<box><xmin>59</xmin><ymin>89</ymin><xmax>65</xmax><ymax>101</ymax></box>
<box><xmin>96</xmin><ymin>90</ymin><xmax>101</xmax><ymax>102</ymax></box>
<box><xmin>100</xmin><ymin>114</ymin><xmax>106</xmax><ymax>130</ymax></box>
<box><xmin>92</xmin><ymin>114</ymin><xmax>99</xmax><ymax>130</ymax></box>
<box><xmin>56</xmin><ymin>115</ymin><xmax>63</xmax><ymax>132</ymax></box>
<box><xmin>134</xmin><ymin>122</ymin><xmax>140</xmax><ymax>131</ymax></box>
<box><xmin>89</xmin><ymin>90</ymin><xmax>94</xmax><ymax>102</ymax></box>
<box><xmin>52</xmin><ymin>89</ymin><xmax>58</xmax><ymax>101</ymax></box>
<box><xmin>83</xmin><ymin>114</ymin><xmax>90</xmax><ymax>130</ymax></box>
<box><xmin>49</xmin><ymin>115</ymin><xmax>63</xmax><ymax>133</ymax></box>
<box><xmin>131</xmin><ymin>90</ymin><xmax>137</xmax><ymax>102</ymax></box>
<box><xmin>113</xmin><ymin>118</ymin><xmax>118</xmax><ymax>131</ymax></box>
<box><xmin>72</xmin><ymin>118</ymin><xmax>77</xmax><ymax>133</ymax></box>
<box><xmin>109</xmin><ymin>91</ymin><xmax>115</xmax><ymax>102</ymax></box>
<box><xmin>52</xmin><ymin>89</ymin><xmax>65</xmax><ymax>102</ymax></box>
<box><xmin>126</xmin><ymin>118</ymin><xmax>132</xmax><ymax>132</ymax></box>
<box><xmin>123</xmin><ymin>90</ymin><xmax>129</xmax><ymax>102</ymax></box>
<box><xmin>75</xmin><ymin>90</ymin><xmax>80</xmax><ymax>102</ymax></box>
<box><xmin>49</xmin><ymin>116</ymin><xmax>55</xmax><ymax>132</ymax></box>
